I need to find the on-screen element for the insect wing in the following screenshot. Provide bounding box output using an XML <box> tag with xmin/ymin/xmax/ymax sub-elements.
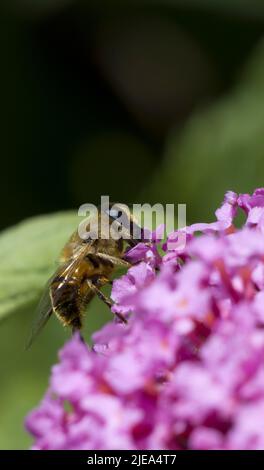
<box><xmin>26</xmin><ymin>240</ymin><xmax>94</xmax><ymax>348</ymax></box>
<box><xmin>25</xmin><ymin>277</ymin><xmax>54</xmax><ymax>349</ymax></box>
<box><xmin>59</xmin><ymin>234</ymin><xmax>94</xmax><ymax>264</ymax></box>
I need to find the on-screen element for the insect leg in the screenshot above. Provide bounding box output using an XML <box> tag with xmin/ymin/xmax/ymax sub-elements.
<box><xmin>92</xmin><ymin>275</ymin><xmax>113</xmax><ymax>287</ymax></box>
<box><xmin>87</xmin><ymin>280</ymin><xmax>127</xmax><ymax>324</ymax></box>
<box><xmin>96</xmin><ymin>252</ymin><xmax>132</xmax><ymax>268</ymax></box>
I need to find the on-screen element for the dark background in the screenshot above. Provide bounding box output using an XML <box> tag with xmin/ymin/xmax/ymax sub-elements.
<box><xmin>1</xmin><ymin>0</ymin><xmax>264</xmax><ymax>449</ymax></box>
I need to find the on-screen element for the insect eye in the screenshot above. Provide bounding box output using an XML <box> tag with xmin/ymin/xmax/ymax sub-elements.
<box><xmin>107</xmin><ymin>209</ymin><xmax>123</xmax><ymax>220</ymax></box>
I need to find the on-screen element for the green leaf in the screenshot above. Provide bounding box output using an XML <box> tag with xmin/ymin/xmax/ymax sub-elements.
<box><xmin>0</xmin><ymin>212</ymin><xmax>79</xmax><ymax>320</ymax></box>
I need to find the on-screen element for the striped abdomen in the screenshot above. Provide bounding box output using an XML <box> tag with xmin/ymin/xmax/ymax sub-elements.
<box><xmin>49</xmin><ymin>254</ymin><xmax>115</xmax><ymax>330</ymax></box>
<box><xmin>50</xmin><ymin>275</ymin><xmax>93</xmax><ymax>330</ymax></box>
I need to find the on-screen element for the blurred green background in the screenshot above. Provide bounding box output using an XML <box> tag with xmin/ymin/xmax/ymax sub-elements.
<box><xmin>1</xmin><ymin>0</ymin><xmax>264</xmax><ymax>449</ymax></box>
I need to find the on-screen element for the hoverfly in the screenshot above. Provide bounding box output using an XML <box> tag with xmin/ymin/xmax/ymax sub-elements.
<box><xmin>27</xmin><ymin>203</ymin><xmax>145</xmax><ymax>348</ymax></box>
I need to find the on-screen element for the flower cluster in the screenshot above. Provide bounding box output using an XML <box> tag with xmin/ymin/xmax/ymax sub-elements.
<box><xmin>26</xmin><ymin>189</ymin><xmax>264</xmax><ymax>449</ymax></box>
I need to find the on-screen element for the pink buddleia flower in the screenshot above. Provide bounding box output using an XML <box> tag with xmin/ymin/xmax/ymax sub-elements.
<box><xmin>111</xmin><ymin>262</ymin><xmax>156</xmax><ymax>315</ymax></box>
<box><xmin>26</xmin><ymin>189</ymin><xmax>264</xmax><ymax>450</ymax></box>
<box><xmin>125</xmin><ymin>225</ymin><xmax>164</xmax><ymax>267</ymax></box>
